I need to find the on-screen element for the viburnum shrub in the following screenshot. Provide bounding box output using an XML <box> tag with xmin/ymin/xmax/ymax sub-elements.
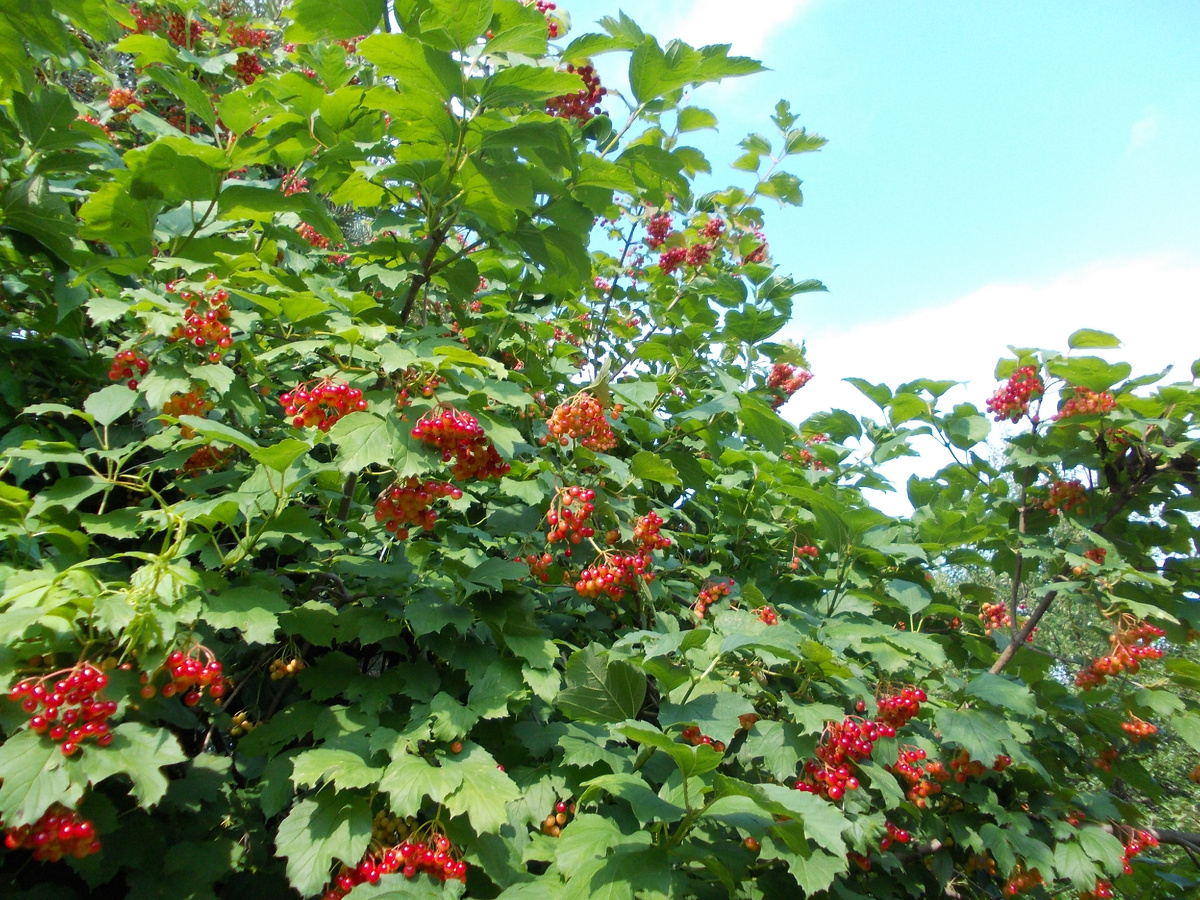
<box><xmin>0</xmin><ymin>2</ymin><xmax>1197</xmax><ymax>899</ymax></box>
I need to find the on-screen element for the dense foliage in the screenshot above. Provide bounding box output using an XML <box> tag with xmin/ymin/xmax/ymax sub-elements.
<box><xmin>0</xmin><ymin>1</ymin><xmax>1198</xmax><ymax>898</ymax></box>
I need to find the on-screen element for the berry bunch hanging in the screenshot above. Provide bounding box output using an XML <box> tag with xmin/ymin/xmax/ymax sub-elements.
<box><xmin>875</xmin><ymin>685</ymin><xmax>927</xmax><ymax>729</ymax></box>
<box><xmin>1120</xmin><ymin>714</ymin><xmax>1157</xmax><ymax>743</ymax></box>
<box><xmin>542</xmin><ymin>392</ymin><xmax>620</xmax><ymax>451</ymax></box>
<box><xmin>795</xmin><ymin>715</ymin><xmax>893</xmax><ymax>801</ymax></box>
<box><xmin>790</xmin><ymin>543</ymin><xmax>819</xmax><ymax>569</ymax></box>
<box><xmin>3</xmin><ymin>804</ymin><xmax>100</xmax><ymax>861</ymax></box>
<box><xmin>161</xmin><ymin>388</ymin><xmax>213</xmax><ymax>437</ymax></box>
<box><xmin>1055</xmin><ymin>386</ymin><xmax>1116</xmax><ymax>420</ymax></box>
<box><xmin>374</xmin><ymin>478</ymin><xmax>462</xmax><ymax>539</ymax></box>
<box><xmin>109</xmin><ymin>348</ymin><xmax>149</xmax><ymax>389</ymax></box>
<box><xmin>545</xmin><ymin>486</ymin><xmax>596</xmax><ymax>557</ymax></box>
<box><xmin>166</xmin><ymin>284</ymin><xmax>234</xmax><ymax>363</ymax></box>
<box><xmin>767</xmin><ymin>362</ymin><xmax>813</xmax><ymax>409</ymax></box>
<box><xmin>755</xmin><ymin>605</ymin><xmax>778</xmax><ymax>625</ymax></box>
<box><xmin>280</xmin><ymin>379</ymin><xmax>367</xmax><ymax>431</ymax></box>
<box><xmin>142</xmin><ymin>644</ymin><xmax>226</xmax><ymax>704</ymax></box>
<box><xmin>546</xmin><ymin>62</ymin><xmax>605</xmax><ymax>124</ymax></box>
<box><xmin>107</xmin><ymin>87</ymin><xmax>136</xmax><ymax>111</ymax></box>
<box><xmin>540</xmin><ymin>799</ymin><xmax>575</xmax><ymax>837</ymax></box>
<box><xmin>693</xmin><ymin>578</ymin><xmax>733</xmax><ymax>617</ymax></box>
<box><xmin>1002</xmin><ymin>864</ymin><xmax>1044</xmax><ymax>896</ymax></box>
<box><xmin>1075</xmin><ymin>616</ymin><xmax>1165</xmax><ymax>688</ymax></box>
<box><xmin>411</xmin><ymin>407</ymin><xmax>509</xmax><ymax>480</ymax></box>
<box><xmin>9</xmin><ymin>662</ymin><xmax>116</xmax><ymax>756</ymax></box>
<box><xmin>986</xmin><ymin>366</ymin><xmax>1044</xmax><ymax>423</ymax></box>
<box><xmin>1044</xmin><ymin>479</ymin><xmax>1087</xmax><ymax>515</ymax></box>
<box><xmin>681</xmin><ymin>725</ymin><xmax>726</xmax><ymax>753</ymax></box>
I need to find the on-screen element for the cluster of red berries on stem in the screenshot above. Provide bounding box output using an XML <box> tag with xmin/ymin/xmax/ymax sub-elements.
<box><xmin>166</xmin><ymin>283</ymin><xmax>234</xmax><ymax>363</ymax></box>
<box><xmin>574</xmin><ymin>555</ymin><xmax>648</xmax><ymax>600</ymax></box>
<box><xmin>755</xmin><ymin>606</ymin><xmax>778</xmax><ymax>625</ymax></box>
<box><xmin>1079</xmin><ymin>879</ymin><xmax>1115</xmax><ymax>900</ymax></box>
<box><xmin>767</xmin><ymin>362</ymin><xmax>813</xmax><ymax>409</ymax></box>
<box><xmin>107</xmin><ymin>87</ymin><xmax>136</xmax><ymax>111</ymax></box>
<box><xmin>795</xmin><ymin>716</ymin><xmax>895</xmax><ymax>801</ymax></box>
<box><xmin>182</xmin><ymin>444</ymin><xmax>232</xmax><ymax>475</ymax></box>
<box><xmin>547</xmin><ymin>63</ymin><xmax>605</xmax><ymax>124</ymax></box>
<box><xmin>412</xmin><ymin>407</ymin><xmax>509</xmax><ymax>480</ymax></box>
<box><xmin>987</xmin><ymin>366</ymin><xmax>1044</xmax><ymax>423</ymax></box>
<box><xmin>1044</xmin><ymin>479</ymin><xmax>1087</xmax><ymax>515</ymax></box>
<box><xmin>374</xmin><ymin>478</ymin><xmax>462</xmax><ymax>539</ymax></box>
<box><xmin>1075</xmin><ymin>617</ymin><xmax>1165</xmax><ymax>689</ymax></box>
<box><xmin>161</xmin><ymin>388</ymin><xmax>213</xmax><ymax>438</ymax></box>
<box><xmin>228</xmin><ymin>24</ymin><xmax>270</xmax><ymax>48</ymax></box>
<box><xmin>693</xmin><ymin>578</ymin><xmax>733</xmax><ymax>618</ymax></box>
<box><xmin>541</xmin><ymin>799</ymin><xmax>575</xmax><ymax>837</ymax></box>
<box><xmin>141</xmin><ymin>645</ymin><xmax>227</xmax><ymax>705</ymax></box>
<box><xmin>526</xmin><ymin>0</ymin><xmax>559</xmax><ymax>38</ymax></box>
<box><xmin>1002</xmin><ymin>864</ymin><xmax>1044</xmax><ymax>896</ymax></box>
<box><xmin>981</xmin><ymin>601</ymin><xmax>1017</xmax><ymax>637</ymax></box>
<box><xmin>1121</xmin><ymin>714</ymin><xmax>1157</xmax><ymax>743</ymax></box>
<box><xmin>879</xmin><ymin>820</ymin><xmax>910</xmax><ymax>852</ymax></box>
<box><xmin>296</xmin><ymin>221</ymin><xmax>331</xmax><ymax>249</ymax></box>
<box><xmin>109</xmin><ymin>348</ymin><xmax>150</xmax><ymax>390</ymax></box>
<box><xmin>4</xmin><ymin>804</ymin><xmax>100</xmax><ymax>861</ymax></box>
<box><xmin>790</xmin><ymin>543</ymin><xmax>819</xmax><ymax>569</ymax></box>
<box><xmin>165</xmin><ymin>11</ymin><xmax>204</xmax><ymax>47</ymax></box>
<box><xmin>948</xmin><ymin>749</ymin><xmax>1010</xmax><ymax>782</ymax></box>
<box><xmin>645</xmin><ymin>213</ymin><xmax>672</xmax><ymax>249</ymax></box>
<box><xmin>681</xmin><ymin>725</ymin><xmax>726</xmax><ymax>753</ymax></box>
<box><xmin>545</xmin><ymin>486</ymin><xmax>596</xmax><ymax>556</ymax></box>
<box><xmin>875</xmin><ymin>685</ymin><xmax>927</xmax><ymax>729</ymax></box>
<box><xmin>887</xmin><ymin>745</ymin><xmax>949</xmax><ymax>808</ymax></box>
<box><xmin>542</xmin><ymin>392</ymin><xmax>621</xmax><ymax>451</ymax></box>
<box><xmin>1055</xmin><ymin>386</ymin><xmax>1116</xmax><ymax>420</ymax></box>
<box><xmin>520</xmin><ymin>551</ymin><xmax>553</xmax><ymax>583</ymax></box>
<box><xmin>233</xmin><ymin>52</ymin><xmax>264</xmax><ymax>84</ymax></box>
<box><xmin>1093</xmin><ymin>746</ymin><xmax>1120</xmax><ymax>772</ymax></box>
<box><xmin>1117</xmin><ymin>828</ymin><xmax>1158</xmax><ymax>874</ymax></box>
<box><xmin>281</xmin><ymin>379</ymin><xmax>367</xmax><ymax>431</ymax></box>
<box><xmin>9</xmin><ymin>662</ymin><xmax>117</xmax><ymax>756</ymax></box>
<box><xmin>321</xmin><ymin>825</ymin><xmax>466</xmax><ymax>898</ymax></box>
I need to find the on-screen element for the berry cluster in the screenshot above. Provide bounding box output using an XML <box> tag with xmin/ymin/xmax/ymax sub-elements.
<box><xmin>948</xmin><ymin>749</ymin><xmax>987</xmax><ymax>781</ymax></box>
<box><xmin>143</xmin><ymin>645</ymin><xmax>227</xmax><ymax>705</ymax></box>
<box><xmin>1044</xmin><ymin>479</ymin><xmax>1087</xmax><ymax>515</ymax></box>
<box><xmin>755</xmin><ymin>606</ymin><xmax>778</xmax><ymax>625</ymax></box>
<box><xmin>109</xmin><ymin>348</ymin><xmax>150</xmax><ymax>389</ymax></box>
<box><xmin>887</xmin><ymin>745</ymin><xmax>947</xmax><ymax>808</ymax></box>
<box><xmin>1084</xmin><ymin>547</ymin><xmax>1107</xmax><ymax>565</ymax></box>
<box><xmin>981</xmin><ymin>601</ymin><xmax>1012</xmax><ymax>636</ymax></box>
<box><xmin>182</xmin><ymin>444</ymin><xmax>232</xmax><ymax>475</ymax></box>
<box><xmin>233</xmin><ymin>52</ymin><xmax>264</xmax><ymax>84</ymax></box>
<box><xmin>127</xmin><ymin>3</ymin><xmax>163</xmax><ymax>34</ymax></box>
<box><xmin>296</xmin><ymin>222</ymin><xmax>330</xmax><ymax>249</ymax></box>
<box><xmin>541</xmin><ymin>799</ymin><xmax>575</xmax><ymax>837</ymax></box>
<box><xmin>166</xmin><ymin>285</ymin><xmax>234</xmax><ymax>363</ymax></box>
<box><xmin>1119</xmin><ymin>829</ymin><xmax>1158</xmax><ymax>873</ymax></box>
<box><xmin>165</xmin><ymin>11</ymin><xmax>204</xmax><ymax>47</ymax></box>
<box><xmin>790</xmin><ymin>544</ymin><xmax>819</xmax><ymax>569</ymax></box>
<box><xmin>374</xmin><ymin>478</ymin><xmax>462</xmax><ymax>539</ymax></box>
<box><xmin>542</xmin><ymin>392</ymin><xmax>620</xmax><ymax>451</ymax></box>
<box><xmin>1075</xmin><ymin>618</ymin><xmax>1165</xmax><ymax>689</ymax></box>
<box><xmin>1080</xmin><ymin>880</ymin><xmax>1114</xmax><ymax>900</ymax></box>
<box><xmin>766</xmin><ymin>362</ymin><xmax>813</xmax><ymax>409</ymax></box>
<box><xmin>520</xmin><ymin>552</ymin><xmax>553</xmax><ymax>583</ymax></box>
<box><xmin>269</xmin><ymin>657</ymin><xmax>305</xmax><ymax>680</ymax></box>
<box><xmin>701</xmin><ymin>216</ymin><xmax>726</xmax><ymax>239</ymax></box>
<box><xmin>795</xmin><ymin>717</ymin><xmax>896</xmax><ymax>801</ymax></box>
<box><xmin>1121</xmin><ymin>714</ymin><xmax>1157</xmax><ymax>743</ymax></box>
<box><xmin>322</xmin><ymin>828</ymin><xmax>466</xmax><ymax>899</ymax></box>
<box><xmin>986</xmin><ymin>366</ymin><xmax>1044</xmax><ymax>423</ymax></box>
<box><xmin>228</xmin><ymin>24</ymin><xmax>270</xmax><ymax>48</ymax></box>
<box><xmin>1093</xmin><ymin>746</ymin><xmax>1120</xmax><ymax>772</ymax></box>
<box><xmin>280</xmin><ymin>380</ymin><xmax>367</xmax><ymax>431</ymax></box>
<box><xmin>107</xmin><ymin>87</ymin><xmax>136</xmax><ymax>110</ymax></box>
<box><xmin>632</xmin><ymin>511</ymin><xmax>670</xmax><ymax>553</ymax></box>
<box><xmin>574</xmin><ymin>558</ymin><xmax>640</xmax><ymax>600</ymax></box>
<box><xmin>1055</xmin><ymin>387</ymin><xmax>1116</xmax><ymax>420</ymax></box>
<box><xmin>545</xmin><ymin>486</ymin><xmax>596</xmax><ymax>556</ymax></box>
<box><xmin>229</xmin><ymin>710</ymin><xmax>258</xmax><ymax>737</ymax></box>
<box><xmin>527</xmin><ymin>0</ymin><xmax>559</xmax><ymax>38</ymax></box>
<box><xmin>161</xmin><ymin>388</ymin><xmax>213</xmax><ymax>438</ymax></box>
<box><xmin>4</xmin><ymin>804</ymin><xmax>100</xmax><ymax>861</ymax></box>
<box><xmin>645</xmin><ymin>213</ymin><xmax>672</xmax><ymax>249</ymax></box>
<box><xmin>1002</xmin><ymin>864</ymin><xmax>1044</xmax><ymax>896</ymax></box>
<box><xmin>680</xmin><ymin>725</ymin><xmax>726</xmax><ymax>753</ymax></box>
<box><xmin>9</xmin><ymin>663</ymin><xmax>116</xmax><ymax>756</ymax></box>
<box><xmin>878</xmin><ymin>820</ymin><xmax>911</xmax><ymax>852</ymax></box>
<box><xmin>282</xmin><ymin>169</ymin><xmax>309</xmax><ymax>195</ymax></box>
<box><xmin>412</xmin><ymin>408</ymin><xmax>509</xmax><ymax>480</ymax></box>
<box><xmin>546</xmin><ymin>63</ymin><xmax>605</xmax><ymax>124</ymax></box>
<box><xmin>875</xmin><ymin>686</ymin><xmax>926</xmax><ymax>729</ymax></box>
<box><xmin>693</xmin><ymin>579</ymin><xmax>733</xmax><ymax>618</ymax></box>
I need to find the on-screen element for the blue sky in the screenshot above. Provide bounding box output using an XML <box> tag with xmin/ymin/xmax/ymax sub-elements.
<box><xmin>571</xmin><ymin>0</ymin><xmax>1200</xmax><ymax>507</ymax></box>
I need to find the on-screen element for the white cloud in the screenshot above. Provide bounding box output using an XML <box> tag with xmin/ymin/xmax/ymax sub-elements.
<box><xmin>778</xmin><ymin>255</ymin><xmax>1200</xmax><ymax>513</ymax></box>
<box><xmin>1129</xmin><ymin>107</ymin><xmax>1161</xmax><ymax>152</ymax></box>
<box><xmin>627</xmin><ymin>0</ymin><xmax>813</xmax><ymax>56</ymax></box>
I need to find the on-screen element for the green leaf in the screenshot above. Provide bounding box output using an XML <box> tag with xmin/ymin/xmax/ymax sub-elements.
<box><xmin>580</xmin><ymin>773</ymin><xmax>686</xmax><ymax>824</ymax></box>
<box><xmin>291</xmin><ymin>749</ymin><xmax>382</xmax><ymax>791</ymax></box>
<box><xmin>1067</xmin><ymin>328</ymin><xmax>1121</xmax><ymax>350</ymax></box>
<box><xmin>124</xmin><ymin>136</ymin><xmax>230</xmax><ymax>204</ymax></box>
<box><xmin>965</xmin><ymin>673</ymin><xmax>1038</xmax><ymax>717</ymax></box>
<box><xmin>886</xmin><ymin>579</ymin><xmax>932</xmax><ymax>615</ymax></box>
<box><xmin>1171</xmin><ymin>711</ymin><xmax>1200</xmax><ymax>751</ymax></box>
<box><xmin>737</xmin><ymin>397</ymin><xmax>787</xmax><ymax>454</ymax></box>
<box><xmin>0</xmin><ymin>729</ymin><xmax>81</xmax><ymax>827</ymax></box>
<box><xmin>442</xmin><ymin>743</ymin><xmax>520</xmax><ymax>832</ymax></box>
<box><xmin>83</xmin><ymin>384</ymin><xmax>138</xmax><ymax>427</ymax></box>
<box><xmin>934</xmin><ymin>708</ymin><xmax>1009</xmax><ymax>762</ymax></box>
<box><xmin>286</xmin><ymin>0</ymin><xmax>386</xmax><ymax>42</ymax></box>
<box><xmin>329</xmin><ymin>411</ymin><xmax>404</xmax><ymax>475</ymax></box>
<box><xmin>677</xmin><ymin>107</ymin><xmax>717</xmax><ymax>132</ymax></box>
<box><xmin>844</xmin><ymin>378</ymin><xmax>892</xmax><ymax>409</ymax></box>
<box><xmin>275</xmin><ymin>793</ymin><xmax>373</xmax><ymax>898</ymax></box>
<box><xmin>145</xmin><ymin>66</ymin><xmax>216</xmax><ymax>130</ymax></box>
<box><xmin>481</xmin><ymin>67</ymin><xmax>586</xmax><ymax>109</ymax></box>
<box><xmin>359</xmin><ymin>33</ymin><xmax>462</xmax><ymax>102</ymax></box>
<box><xmin>617</xmin><ymin>722</ymin><xmax>724</xmax><ymax>779</ymax></box>
<box><xmin>12</xmin><ymin>88</ymin><xmax>82</xmax><ymax>152</ymax></box>
<box><xmin>78</xmin><ymin>181</ymin><xmax>157</xmax><ymax>250</ymax></box>
<box><xmin>201</xmin><ymin>586</ymin><xmax>287</xmax><ymax>644</ymax></box>
<box><xmin>1045</xmin><ymin>356</ymin><xmax>1132</xmax><ymax>393</ymax></box>
<box><xmin>556</xmin><ymin>644</ymin><xmax>646</xmax><ymax>724</ymax></box>
<box><xmin>75</xmin><ymin>723</ymin><xmax>186</xmax><ymax>809</ymax></box>
<box><xmin>380</xmin><ymin>751</ymin><xmax>464</xmax><ymax>816</ymax></box>
<box><xmin>419</xmin><ymin>0</ymin><xmax>494</xmax><ymax>51</ymax></box>
<box><xmin>629</xmin><ymin>451</ymin><xmax>680</xmax><ymax>486</ymax></box>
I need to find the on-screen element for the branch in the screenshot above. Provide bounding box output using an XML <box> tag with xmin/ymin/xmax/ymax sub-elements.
<box><xmin>399</xmin><ymin>224</ymin><xmax>449</xmax><ymax>324</ymax></box>
<box><xmin>990</xmin><ymin>589</ymin><xmax>1057</xmax><ymax>675</ymax></box>
<box><xmin>1102</xmin><ymin>824</ymin><xmax>1200</xmax><ymax>852</ymax></box>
